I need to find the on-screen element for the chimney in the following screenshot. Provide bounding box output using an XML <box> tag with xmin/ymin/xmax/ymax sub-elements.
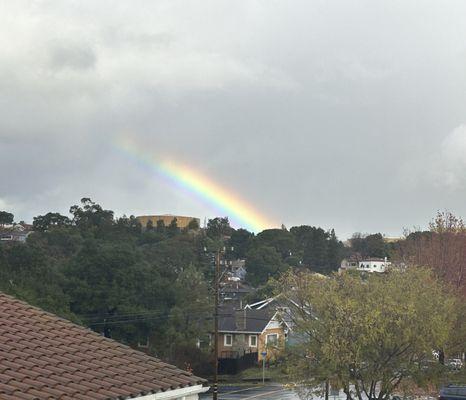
<box><xmin>235</xmin><ymin>309</ymin><xmax>247</xmax><ymax>331</ymax></box>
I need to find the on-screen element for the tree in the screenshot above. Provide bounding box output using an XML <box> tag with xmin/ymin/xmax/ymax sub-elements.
<box><xmin>228</xmin><ymin>228</ymin><xmax>253</xmax><ymax>259</ymax></box>
<box><xmin>280</xmin><ymin>268</ymin><xmax>456</xmax><ymax>400</ymax></box>
<box><xmin>187</xmin><ymin>219</ymin><xmax>200</xmax><ymax>230</ymax></box>
<box><xmin>146</xmin><ymin>219</ymin><xmax>154</xmax><ymax>231</ymax></box>
<box><xmin>69</xmin><ymin>198</ymin><xmax>114</xmax><ymax>230</ymax></box>
<box><xmin>350</xmin><ymin>233</ymin><xmax>388</xmax><ymax>258</ymax></box>
<box><xmin>255</xmin><ymin>228</ymin><xmax>296</xmax><ymax>259</ymax></box>
<box><xmin>206</xmin><ymin>217</ymin><xmax>232</xmax><ymax>239</ymax></box>
<box><xmin>155</xmin><ymin>219</ymin><xmax>166</xmax><ymax>233</ymax></box>
<box><xmin>396</xmin><ymin>211</ymin><xmax>466</xmax><ymax>297</ymax></box>
<box><xmin>0</xmin><ymin>211</ymin><xmax>14</xmax><ymax>226</ymax></box>
<box><xmin>165</xmin><ymin>264</ymin><xmax>211</xmax><ymax>349</ymax></box>
<box><xmin>326</xmin><ymin>229</ymin><xmax>342</xmax><ymax>272</ymax></box>
<box><xmin>290</xmin><ymin>225</ymin><xmax>345</xmax><ymax>273</ymax></box>
<box><xmin>167</xmin><ymin>218</ymin><xmax>180</xmax><ymax>237</ymax></box>
<box><xmin>33</xmin><ymin>212</ymin><xmax>71</xmax><ymax>231</ymax></box>
<box><xmin>245</xmin><ymin>245</ymin><xmax>287</xmax><ymax>286</ymax></box>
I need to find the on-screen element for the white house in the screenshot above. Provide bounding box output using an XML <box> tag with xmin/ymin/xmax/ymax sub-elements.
<box><xmin>340</xmin><ymin>257</ymin><xmax>391</xmax><ymax>273</ymax></box>
<box><xmin>357</xmin><ymin>257</ymin><xmax>390</xmax><ymax>273</ymax></box>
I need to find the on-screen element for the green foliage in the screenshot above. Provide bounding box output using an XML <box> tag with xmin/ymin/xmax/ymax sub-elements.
<box><xmin>255</xmin><ymin>229</ymin><xmax>296</xmax><ymax>259</ymax></box>
<box><xmin>69</xmin><ymin>197</ymin><xmax>114</xmax><ymax>231</ymax></box>
<box><xmin>33</xmin><ymin>212</ymin><xmax>71</xmax><ymax>231</ymax></box>
<box><xmin>245</xmin><ymin>245</ymin><xmax>288</xmax><ymax>286</ymax></box>
<box><xmin>228</xmin><ymin>228</ymin><xmax>253</xmax><ymax>259</ymax></box>
<box><xmin>187</xmin><ymin>218</ymin><xmax>200</xmax><ymax>230</ymax></box>
<box><xmin>0</xmin><ymin>243</ymin><xmax>72</xmax><ymax>319</ymax></box>
<box><xmin>206</xmin><ymin>217</ymin><xmax>232</xmax><ymax>239</ymax></box>
<box><xmin>167</xmin><ymin>217</ymin><xmax>180</xmax><ymax>237</ymax></box>
<box><xmin>0</xmin><ymin>198</ymin><xmax>213</xmax><ymax>374</ymax></box>
<box><xmin>350</xmin><ymin>232</ymin><xmax>389</xmax><ymax>258</ymax></box>
<box><xmin>290</xmin><ymin>225</ymin><xmax>345</xmax><ymax>274</ymax></box>
<box><xmin>241</xmin><ymin>226</ymin><xmax>345</xmax><ymax>287</ymax></box>
<box><xmin>0</xmin><ymin>211</ymin><xmax>14</xmax><ymax>226</ymax></box>
<box><xmin>280</xmin><ymin>268</ymin><xmax>456</xmax><ymax>400</ymax></box>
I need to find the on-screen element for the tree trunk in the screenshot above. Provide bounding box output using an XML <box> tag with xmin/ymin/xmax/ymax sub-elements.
<box><xmin>439</xmin><ymin>349</ymin><xmax>445</xmax><ymax>365</ymax></box>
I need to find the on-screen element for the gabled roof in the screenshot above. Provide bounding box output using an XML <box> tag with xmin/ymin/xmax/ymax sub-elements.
<box><xmin>218</xmin><ymin>305</ymin><xmax>273</xmax><ymax>333</ymax></box>
<box><xmin>0</xmin><ymin>293</ymin><xmax>205</xmax><ymax>399</ymax></box>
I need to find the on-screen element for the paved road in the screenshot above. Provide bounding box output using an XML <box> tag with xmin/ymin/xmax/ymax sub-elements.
<box><xmin>200</xmin><ymin>384</ymin><xmax>300</xmax><ymax>399</ymax></box>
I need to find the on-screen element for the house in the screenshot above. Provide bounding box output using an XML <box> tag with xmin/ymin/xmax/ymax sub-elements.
<box><xmin>339</xmin><ymin>257</ymin><xmax>359</xmax><ymax>271</ymax></box>
<box><xmin>0</xmin><ymin>223</ymin><xmax>33</xmax><ymax>243</ymax></box>
<box><xmin>219</xmin><ymin>281</ymin><xmax>255</xmax><ymax>309</ymax></box>
<box><xmin>216</xmin><ymin>305</ymin><xmax>290</xmax><ymax>362</ymax></box>
<box><xmin>340</xmin><ymin>257</ymin><xmax>391</xmax><ymax>273</ymax></box>
<box><xmin>357</xmin><ymin>257</ymin><xmax>390</xmax><ymax>273</ymax></box>
<box><xmin>0</xmin><ymin>292</ymin><xmax>208</xmax><ymax>399</ymax></box>
<box><xmin>223</xmin><ymin>259</ymin><xmax>246</xmax><ymax>281</ymax></box>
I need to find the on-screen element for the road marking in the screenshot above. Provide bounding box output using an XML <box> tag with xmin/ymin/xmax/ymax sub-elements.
<box><xmin>223</xmin><ymin>388</ymin><xmax>286</xmax><ymax>399</ymax></box>
<box><xmin>219</xmin><ymin>386</ymin><xmax>263</xmax><ymax>395</ymax></box>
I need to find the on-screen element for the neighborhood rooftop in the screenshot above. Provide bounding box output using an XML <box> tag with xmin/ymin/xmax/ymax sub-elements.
<box><xmin>218</xmin><ymin>305</ymin><xmax>273</xmax><ymax>333</ymax></box>
<box><xmin>0</xmin><ymin>292</ymin><xmax>205</xmax><ymax>400</ymax></box>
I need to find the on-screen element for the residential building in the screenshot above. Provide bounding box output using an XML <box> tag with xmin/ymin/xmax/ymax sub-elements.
<box><xmin>220</xmin><ymin>259</ymin><xmax>247</xmax><ymax>281</ymax></box>
<box><xmin>0</xmin><ymin>292</ymin><xmax>208</xmax><ymax>399</ymax></box>
<box><xmin>357</xmin><ymin>257</ymin><xmax>390</xmax><ymax>273</ymax></box>
<box><xmin>136</xmin><ymin>215</ymin><xmax>200</xmax><ymax>230</ymax></box>
<box><xmin>340</xmin><ymin>257</ymin><xmax>391</xmax><ymax>273</ymax></box>
<box><xmin>0</xmin><ymin>223</ymin><xmax>33</xmax><ymax>243</ymax></box>
<box><xmin>339</xmin><ymin>257</ymin><xmax>359</xmax><ymax>271</ymax></box>
<box><xmin>216</xmin><ymin>305</ymin><xmax>290</xmax><ymax>362</ymax></box>
<box><xmin>220</xmin><ymin>281</ymin><xmax>255</xmax><ymax>309</ymax></box>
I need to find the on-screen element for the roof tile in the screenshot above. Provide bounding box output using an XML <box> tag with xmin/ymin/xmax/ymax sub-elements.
<box><xmin>0</xmin><ymin>292</ymin><xmax>206</xmax><ymax>399</ymax></box>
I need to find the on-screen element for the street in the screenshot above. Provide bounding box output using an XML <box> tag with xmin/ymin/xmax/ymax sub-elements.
<box><xmin>200</xmin><ymin>384</ymin><xmax>300</xmax><ymax>399</ymax></box>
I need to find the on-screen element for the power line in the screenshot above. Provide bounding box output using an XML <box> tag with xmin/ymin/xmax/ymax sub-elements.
<box><xmin>88</xmin><ymin>311</ymin><xmax>214</xmax><ymax>326</ymax></box>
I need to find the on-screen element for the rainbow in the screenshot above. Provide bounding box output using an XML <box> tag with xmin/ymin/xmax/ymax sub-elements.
<box><xmin>115</xmin><ymin>140</ymin><xmax>276</xmax><ymax>232</ymax></box>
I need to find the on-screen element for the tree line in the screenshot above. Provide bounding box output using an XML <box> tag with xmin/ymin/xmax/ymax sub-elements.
<box><xmin>0</xmin><ymin>198</ymin><xmax>347</xmax><ymax>373</ymax></box>
<box><xmin>3</xmin><ymin>198</ymin><xmax>465</xmax><ymax>389</ymax></box>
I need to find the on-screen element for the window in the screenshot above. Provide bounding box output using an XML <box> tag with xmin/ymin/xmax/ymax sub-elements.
<box><xmin>266</xmin><ymin>333</ymin><xmax>278</xmax><ymax>346</ymax></box>
<box><xmin>137</xmin><ymin>337</ymin><xmax>149</xmax><ymax>348</ymax></box>
<box><xmin>224</xmin><ymin>334</ymin><xmax>233</xmax><ymax>346</ymax></box>
<box><xmin>249</xmin><ymin>335</ymin><xmax>257</xmax><ymax>347</ymax></box>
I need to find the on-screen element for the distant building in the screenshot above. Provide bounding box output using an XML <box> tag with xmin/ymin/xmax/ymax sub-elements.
<box><xmin>216</xmin><ymin>305</ymin><xmax>291</xmax><ymax>362</ymax></box>
<box><xmin>340</xmin><ymin>257</ymin><xmax>391</xmax><ymax>273</ymax></box>
<box><xmin>340</xmin><ymin>257</ymin><xmax>359</xmax><ymax>271</ymax></box>
<box><xmin>136</xmin><ymin>214</ymin><xmax>200</xmax><ymax>229</ymax></box>
<box><xmin>357</xmin><ymin>257</ymin><xmax>390</xmax><ymax>273</ymax></box>
<box><xmin>220</xmin><ymin>281</ymin><xmax>255</xmax><ymax>309</ymax></box>
<box><xmin>220</xmin><ymin>259</ymin><xmax>247</xmax><ymax>281</ymax></box>
<box><xmin>0</xmin><ymin>223</ymin><xmax>33</xmax><ymax>243</ymax></box>
<box><xmin>383</xmin><ymin>236</ymin><xmax>403</xmax><ymax>243</ymax></box>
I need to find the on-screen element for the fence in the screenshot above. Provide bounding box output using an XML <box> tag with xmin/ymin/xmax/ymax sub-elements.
<box><xmin>218</xmin><ymin>350</ymin><xmax>258</xmax><ymax>375</ymax></box>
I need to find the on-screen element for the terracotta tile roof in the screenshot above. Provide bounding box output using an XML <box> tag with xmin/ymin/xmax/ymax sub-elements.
<box><xmin>0</xmin><ymin>293</ymin><xmax>206</xmax><ymax>399</ymax></box>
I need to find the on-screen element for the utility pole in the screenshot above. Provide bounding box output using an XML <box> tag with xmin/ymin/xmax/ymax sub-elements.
<box><xmin>213</xmin><ymin>249</ymin><xmax>220</xmax><ymax>400</ymax></box>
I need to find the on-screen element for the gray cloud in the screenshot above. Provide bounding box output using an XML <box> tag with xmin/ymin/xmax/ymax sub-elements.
<box><xmin>1</xmin><ymin>0</ymin><xmax>466</xmax><ymax>238</ymax></box>
<box><xmin>49</xmin><ymin>43</ymin><xmax>96</xmax><ymax>71</ymax></box>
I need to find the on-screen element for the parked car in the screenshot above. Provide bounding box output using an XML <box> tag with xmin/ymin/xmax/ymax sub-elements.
<box><xmin>446</xmin><ymin>358</ymin><xmax>463</xmax><ymax>370</ymax></box>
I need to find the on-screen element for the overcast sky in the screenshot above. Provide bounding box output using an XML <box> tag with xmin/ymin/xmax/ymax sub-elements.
<box><xmin>1</xmin><ymin>1</ymin><xmax>466</xmax><ymax>239</ymax></box>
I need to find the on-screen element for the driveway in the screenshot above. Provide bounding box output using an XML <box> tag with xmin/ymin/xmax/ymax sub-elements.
<box><xmin>200</xmin><ymin>384</ymin><xmax>300</xmax><ymax>399</ymax></box>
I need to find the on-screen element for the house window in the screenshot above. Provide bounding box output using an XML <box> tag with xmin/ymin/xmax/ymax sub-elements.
<box><xmin>249</xmin><ymin>335</ymin><xmax>257</xmax><ymax>347</ymax></box>
<box><xmin>224</xmin><ymin>334</ymin><xmax>233</xmax><ymax>347</ymax></box>
<box><xmin>266</xmin><ymin>333</ymin><xmax>278</xmax><ymax>346</ymax></box>
<box><xmin>137</xmin><ymin>337</ymin><xmax>149</xmax><ymax>348</ymax></box>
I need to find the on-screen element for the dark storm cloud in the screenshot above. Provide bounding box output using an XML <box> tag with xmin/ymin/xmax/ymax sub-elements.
<box><xmin>1</xmin><ymin>0</ymin><xmax>466</xmax><ymax>238</ymax></box>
